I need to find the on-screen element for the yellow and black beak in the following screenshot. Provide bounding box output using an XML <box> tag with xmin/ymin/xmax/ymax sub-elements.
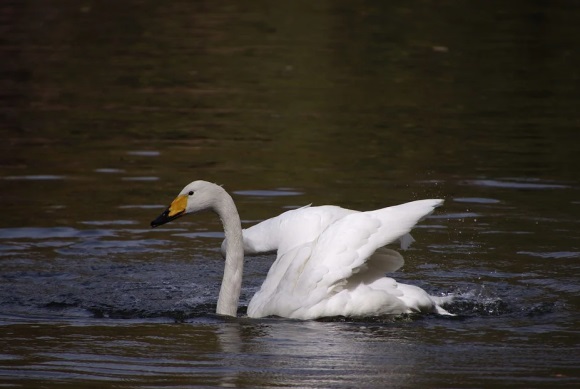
<box><xmin>150</xmin><ymin>194</ymin><xmax>188</xmax><ymax>228</ymax></box>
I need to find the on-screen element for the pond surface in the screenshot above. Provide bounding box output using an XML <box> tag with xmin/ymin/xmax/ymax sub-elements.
<box><xmin>1</xmin><ymin>0</ymin><xmax>579</xmax><ymax>388</ymax></box>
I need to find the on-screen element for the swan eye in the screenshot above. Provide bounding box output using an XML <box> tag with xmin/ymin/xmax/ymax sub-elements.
<box><xmin>188</xmin><ymin>191</ymin><xmax>194</xmax><ymax>196</ymax></box>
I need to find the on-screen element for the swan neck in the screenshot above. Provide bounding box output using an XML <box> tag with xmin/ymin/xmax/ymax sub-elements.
<box><xmin>214</xmin><ymin>190</ymin><xmax>244</xmax><ymax>317</ymax></box>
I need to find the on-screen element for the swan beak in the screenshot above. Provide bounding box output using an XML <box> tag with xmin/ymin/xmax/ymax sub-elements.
<box><xmin>150</xmin><ymin>194</ymin><xmax>188</xmax><ymax>228</ymax></box>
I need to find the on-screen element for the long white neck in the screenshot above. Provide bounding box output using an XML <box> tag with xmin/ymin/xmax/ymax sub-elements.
<box><xmin>214</xmin><ymin>189</ymin><xmax>244</xmax><ymax>316</ymax></box>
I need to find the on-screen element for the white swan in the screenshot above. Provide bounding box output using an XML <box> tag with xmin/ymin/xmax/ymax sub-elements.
<box><xmin>151</xmin><ymin>180</ymin><xmax>452</xmax><ymax>319</ymax></box>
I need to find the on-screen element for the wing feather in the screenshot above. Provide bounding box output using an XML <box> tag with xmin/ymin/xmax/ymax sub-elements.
<box><xmin>248</xmin><ymin>199</ymin><xmax>443</xmax><ymax>318</ymax></box>
<box><xmin>304</xmin><ymin>199</ymin><xmax>443</xmax><ymax>293</ymax></box>
<box><xmin>224</xmin><ymin>205</ymin><xmax>355</xmax><ymax>257</ymax></box>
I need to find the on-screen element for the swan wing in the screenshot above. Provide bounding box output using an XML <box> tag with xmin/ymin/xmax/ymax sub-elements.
<box><xmin>248</xmin><ymin>199</ymin><xmax>443</xmax><ymax>319</ymax></box>
<box><xmin>307</xmin><ymin>199</ymin><xmax>443</xmax><ymax>291</ymax></box>
<box><xmin>230</xmin><ymin>205</ymin><xmax>356</xmax><ymax>256</ymax></box>
<box><xmin>225</xmin><ymin>205</ymin><xmax>415</xmax><ymax>257</ymax></box>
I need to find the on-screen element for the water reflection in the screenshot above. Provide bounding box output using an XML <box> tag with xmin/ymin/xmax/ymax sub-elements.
<box><xmin>463</xmin><ymin>179</ymin><xmax>570</xmax><ymax>190</ymax></box>
<box><xmin>3</xmin><ymin>175</ymin><xmax>67</xmax><ymax>180</ymax></box>
<box><xmin>121</xmin><ymin>176</ymin><xmax>160</xmax><ymax>181</ymax></box>
<box><xmin>126</xmin><ymin>151</ymin><xmax>161</xmax><ymax>157</ymax></box>
<box><xmin>94</xmin><ymin>168</ymin><xmax>126</xmax><ymax>174</ymax></box>
<box><xmin>213</xmin><ymin>318</ymin><xmax>421</xmax><ymax>388</ymax></box>
<box><xmin>453</xmin><ymin>197</ymin><xmax>501</xmax><ymax>204</ymax></box>
<box><xmin>234</xmin><ymin>189</ymin><xmax>304</xmax><ymax>197</ymax></box>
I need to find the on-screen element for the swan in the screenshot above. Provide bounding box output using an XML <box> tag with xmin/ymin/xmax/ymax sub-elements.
<box><xmin>151</xmin><ymin>180</ymin><xmax>452</xmax><ymax>319</ymax></box>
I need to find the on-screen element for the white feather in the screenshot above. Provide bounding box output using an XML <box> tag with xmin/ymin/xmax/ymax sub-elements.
<box><xmin>246</xmin><ymin>199</ymin><xmax>450</xmax><ymax>319</ymax></box>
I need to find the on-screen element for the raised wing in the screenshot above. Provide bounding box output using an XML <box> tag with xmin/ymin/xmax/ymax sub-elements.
<box><xmin>224</xmin><ymin>204</ymin><xmax>417</xmax><ymax>258</ymax></box>
<box><xmin>308</xmin><ymin>199</ymin><xmax>443</xmax><ymax>291</ymax></box>
<box><xmin>223</xmin><ymin>205</ymin><xmax>355</xmax><ymax>257</ymax></box>
<box><xmin>248</xmin><ymin>199</ymin><xmax>443</xmax><ymax>318</ymax></box>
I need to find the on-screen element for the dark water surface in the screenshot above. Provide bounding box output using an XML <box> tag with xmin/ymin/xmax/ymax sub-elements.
<box><xmin>1</xmin><ymin>0</ymin><xmax>579</xmax><ymax>388</ymax></box>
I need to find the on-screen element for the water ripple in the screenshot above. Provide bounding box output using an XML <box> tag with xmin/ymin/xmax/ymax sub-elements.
<box><xmin>454</xmin><ymin>197</ymin><xmax>501</xmax><ymax>204</ymax></box>
<box><xmin>234</xmin><ymin>189</ymin><xmax>303</xmax><ymax>197</ymax></box>
<box><xmin>0</xmin><ymin>227</ymin><xmax>115</xmax><ymax>240</ymax></box>
<box><xmin>517</xmin><ymin>251</ymin><xmax>580</xmax><ymax>259</ymax></box>
<box><xmin>462</xmin><ymin>179</ymin><xmax>569</xmax><ymax>190</ymax></box>
<box><xmin>126</xmin><ymin>151</ymin><xmax>160</xmax><ymax>157</ymax></box>
<box><xmin>2</xmin><ymin>175</ymin><xmax>67</xmax><ymax>180</ymax></box>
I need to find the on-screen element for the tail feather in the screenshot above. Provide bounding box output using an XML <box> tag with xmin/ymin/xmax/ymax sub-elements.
<box><xmin>432</xmin><ymin>294</ymin><xmax>455</xmax><ymax>316</ymax></box>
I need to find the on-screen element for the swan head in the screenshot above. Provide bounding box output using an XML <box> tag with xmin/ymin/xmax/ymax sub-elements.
<box><xmin>150</xmin><ymin>180</ymin><xmax>223</xmax><ymax>228</ymax></box>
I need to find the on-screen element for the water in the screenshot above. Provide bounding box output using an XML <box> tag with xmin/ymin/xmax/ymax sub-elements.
<box><xmin>1</xmin><ymin>0</ymin><xmax>579</xmax><ymax>387</ymax></box>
